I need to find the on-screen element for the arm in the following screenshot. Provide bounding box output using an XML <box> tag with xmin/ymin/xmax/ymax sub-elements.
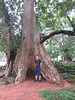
<box><xmin>40</xmin><ymin>62</ymin><xmax>42</xmax><ymax>67</ymax></box>
<box><xmin>40</xmin><ymin>59</ymin><xmax>42</xmax><ymax>67</ymax></box>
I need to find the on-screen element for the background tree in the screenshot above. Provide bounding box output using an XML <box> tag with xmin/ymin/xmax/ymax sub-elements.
<box><xmin>45</xmin><ymin>35</ymin><xmax>75</xmax><ymax>62</ymax></box>
<box><xmin>0</xmin><ymin>0</ymin><xmax>22</xmax><ymax>77</ymax></box>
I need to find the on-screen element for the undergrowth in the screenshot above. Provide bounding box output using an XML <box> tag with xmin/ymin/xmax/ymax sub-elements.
<box><xmin>40</xmin><ymin>87</ymin><xmax>75</xmax><ymax>100</ymax></box>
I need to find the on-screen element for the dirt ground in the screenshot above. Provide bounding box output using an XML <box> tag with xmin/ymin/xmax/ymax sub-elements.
<box><xmin>0</xmin><ymin>78</ymin><xmax>72</xmax><ymax>100</ymax></box>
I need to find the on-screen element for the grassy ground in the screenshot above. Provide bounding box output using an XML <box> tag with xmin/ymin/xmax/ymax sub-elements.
<box><xmin>40</xmin><ymin>86</ymin><xmax>75</xmax><ymax>100</ymax></box>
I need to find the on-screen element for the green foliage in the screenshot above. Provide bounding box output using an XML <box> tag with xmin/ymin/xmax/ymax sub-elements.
<box><xmin>35</xmin><ymin>0</ymin><xmax>75</xmax><ymax>31</ymax></box>
<box><xmin>53</xmin><ymin>61</ymin><xmax>75</xmax><ymax>83</ymax></box>
<box><xmin>44</xmin><ymin>35</ymin><xmax>75</xmax><ymax>61</ymax></box>
<box><xmin>0</xmin><ymin>1</ymin><xmax>6</xmax><ymax>18</ymax></box>
<box><xmin>56</xmin><ymin>0</ymin><xmax>75</xmax><ymax>17</ymax></box>
<box><xmin>68</xmin><ymin>75</ymin><xmax>75</xmax><ymax>83</ymax></box>
<box><xmin>0</xmin><ymin>32</ymin><xmax>22</xmax><ymax>54</ymax></box>
<box><xmin>40</xmin><ymin>87</ymin><xmax>75</xmax><ymax>100</ymax></box>
<box><xmin>53</xmin><ymin>61</ymin><xmax>75</xmax><ymax>73</ymax></box>
<box><xmin>0</xmin><ymin>34</ymin><xmax>6</xmax><ymax>52</ymax></box>
<box><xmin>0</xmin><ymin>52</ymin><xmax>6</xmax><ymax>58</ymax></box>
<box><xmin>35</xmin><ymin>0</ymin><xmax>75</xmax><ymax>61</ymax></box>
<box><xmin>9</xmin><ymin>33</ymin><xmax>22</xmax><ymax>52</ymax></box>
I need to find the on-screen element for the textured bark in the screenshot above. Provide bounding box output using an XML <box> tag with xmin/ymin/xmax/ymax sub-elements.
<box><xmin>15</xmin><ymin>0</ymin><xmax>64</xmax><ymax>86</ymax></box>
<box><xmin>12</xmin><ymin>46</ymin><xmax>22</xmax><ymax>75</ymax></box>
<box><xmin>15</xmin><ymin>0</ymin><xmax>35</xmax><ymax>83</ymax></box>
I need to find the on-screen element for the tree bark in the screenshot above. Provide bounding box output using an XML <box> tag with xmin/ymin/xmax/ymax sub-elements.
<box><xmin>14</xmin><ymin>0</ymin><xmax>64</xmax><ymax>86</ymax></box>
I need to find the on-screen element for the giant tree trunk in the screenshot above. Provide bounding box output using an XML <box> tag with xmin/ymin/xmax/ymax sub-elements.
<box><xmin>15</xmin><ymin>0</ymin><xmax>64</xmax><ymax>85</ymax></box>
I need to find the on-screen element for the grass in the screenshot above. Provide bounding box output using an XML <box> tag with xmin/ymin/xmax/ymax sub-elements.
<box><xmin>40</xmin><ymin>87</ymin><xmax>75</xmax><ymax>100</ymax></box>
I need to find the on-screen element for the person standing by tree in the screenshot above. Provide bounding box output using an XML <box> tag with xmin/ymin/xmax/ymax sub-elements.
<box><xmin>34</xmin><ymin>55</ymin><xmax>42</xmax><ymax>82</ymax></box>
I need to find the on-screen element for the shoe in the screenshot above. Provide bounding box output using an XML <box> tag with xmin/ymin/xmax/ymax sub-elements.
<box><xmin>39</xmin><ymin>80</ymin><xmax>41</xmax><ymax>83</ymax></box>
<box><xmin>34</xmin><ymin>80</ymin><xmax>37</xmax><ymax>82</ymax></box>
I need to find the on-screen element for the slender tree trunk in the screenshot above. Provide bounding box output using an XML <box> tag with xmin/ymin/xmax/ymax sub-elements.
<box><xmin>14</xmin><ymin>0</ymin><xmax>64</xmax><ymax>86</ymax></box>
<box><xmin>2</xmin><ymin>14</ymin><xmax>10</xmax><ymax>77</ymax></box>
<box><xmin>64</xmin><ymin>51</ymin><xmax>72</xmax><ymax>62</ymax></box>
<box><xmin>1</xmin><ymin>0</ymin><xmax>15</xmax><ymax>77</ymax></box>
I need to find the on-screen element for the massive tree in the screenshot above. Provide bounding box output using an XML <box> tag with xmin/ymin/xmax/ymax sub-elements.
<box><xmin>14</xmin><ymin>0</ymin><xmax>74</xmax><ymax>85</ymax></box>
<box><xmin>0</xmin><ymin>0</ymin><xmax>75</xmax><ymax>85</ymax></box>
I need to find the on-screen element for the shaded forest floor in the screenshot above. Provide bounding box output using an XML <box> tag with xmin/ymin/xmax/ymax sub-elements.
<box><xmin>0</xmin><ymin>77</ymin><xmax>74</xmax><ymax>100</ymax></box>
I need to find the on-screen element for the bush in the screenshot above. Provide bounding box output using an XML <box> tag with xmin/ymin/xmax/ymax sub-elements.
<box><xmin>40</xmin><ymin>87</ymin><xmax>75</xmax><ymax>100</ymax></box>
<box><xmin>52</xmin><ymin>61</ymin><xmax>75</xmax><ymax>83</ymax></box>
<box><xmin>52</xmin><ymin>61</ymin><xmax>75</xmax><ymax>74</ymax></box>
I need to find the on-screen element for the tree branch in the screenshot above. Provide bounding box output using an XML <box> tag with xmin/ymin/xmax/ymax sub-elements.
<box><xmin>67</xmin><ymin>16</ymin><xmax>75</xmax><ymax>32</ymax></box>
<box><xmin>67</xmin><ymin>16</ymin><xmax>72</xmax><ymax>25</ymax></box>
<box><xmin>40</xmin><ymin>30</ymin><xmax>75</xmax><ymax>43</ymax></box>
<box><xmin>52</xmin><ymin>37</ymin><xmax>63</xmax><ymax>48</ymax></box>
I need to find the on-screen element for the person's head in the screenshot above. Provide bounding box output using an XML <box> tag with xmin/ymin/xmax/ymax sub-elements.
<box><xmin>36</xmin><ymin>55</ymin><xmax>39</xmax><ymax>60</ymax></box>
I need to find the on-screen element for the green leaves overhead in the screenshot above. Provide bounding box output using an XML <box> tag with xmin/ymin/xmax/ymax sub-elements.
<box><xmin>56</xmin><ymin>0</ymin><xmax>75</xmax><ymax>16</ymax></box>
<box><xmin>35</xmin><ymin>0</ymin><xmax>75</xmax><ymax>31</ymax></box>
<box><xmin>0</xmin><ymin>1</ymin><xmax>7</xmax><ymax>18</ymax></box>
